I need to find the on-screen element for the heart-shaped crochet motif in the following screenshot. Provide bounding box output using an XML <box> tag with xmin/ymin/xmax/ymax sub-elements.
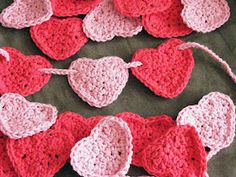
<box><xmin>7</xmin><ymin>129</ymin><xmax>74</xmax><ymax>177</ymax></box>
<box><xmin>83</xmin><ymin>0</ymin><xmax>142</xmax><ymax>42</ymax></box>
<box><xmin>114</xmin><ymin>0</ymin><xmax>172</xmax><ymax>17</ymax></box>
<box><xmin>177</xmin><ymin>92</ymin><xmax>236</xmax><ymax>159</ymax></box>
<box><xmin>131</xmin><ymin>38</ymin><xmax>194</xmax><ymax>98</ymax></box>
<box><xmin>70</xmin><ymin>117</ymin><xmax>132</xmax><ymax>177</ymax></box>
<box><xmin>30</xmin><ymin>17</ymin><xmax>88</xmax><ymax>60</ymax></box>
<box><xmin>51</xmin><ymin>0</ymin><xmax>101</xmax><ymax>17</ymax></box>
<box><xmin>0</xmin><ymin>132</ymin><xmax>17</xmax><ymax>177</ymax></box>
<box><xmin>181</xmin><ymin>0</ymin><xmax>230</xmax><ymax>33</ymax></box>
<box><xmin>142</xmin><ymin>126</ymin><xmax>207</xmax><ymax>177</ymax></box>
<box><xmin>67</xmin><ymin>57</ymin><xmax>140</xmax><ymax>108</ymax></box>
<box><xmin>0</xmin><ymin>93</ymin><xmax>58</xmax><ymax>139</ymax></box>
<box><xmin>0</xmin><ymin>0</ymin><xmax>52</xmax><ymax>29</ymax></box>
<box><xmin>116</xmin><ymin>112</ymin><xmax>175</xmax><ymax>167</ymax></box>
<box><xmin>0</xmin><ymin>48</ymin><xmax>52</xmax><ymax>96</ymax></box>
<box><xmin>142</xmin><ymin>0</ymin><xmax>193</xmax><ymax>38</ymax></box>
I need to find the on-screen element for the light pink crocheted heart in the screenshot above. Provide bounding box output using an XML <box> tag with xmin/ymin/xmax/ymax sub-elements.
<box><xmin>70</xmin><ymin>116</ymin><xmax>133</xmax><ymax>177</ymax></box>
<box><xmin>68</xmin><ymin>57</ymin><xmax>141</xmax><ymax>108</ymax></box>
<box><xmin>0</xmin><ymin>0</ymin><xmax>53</xmax><ymax>29</ymax></box>
<box><xmin>0</xmin><ymin>93</ymin><xmax>58</xmax><ymax>139</ymax></box>
<box><xmin>83</xmin><ymin>0</ymin><xmax>142</xmax><ymax>42</ymax></box>
<box><xmin>181</xmin><ymin>0</ymin><xmax>230</xmax><ymax>33</ymax></box>
<box><xmin>177</xmin><ymin>92</ymin><xmax>235</xmax><ymax>159</ymax></box>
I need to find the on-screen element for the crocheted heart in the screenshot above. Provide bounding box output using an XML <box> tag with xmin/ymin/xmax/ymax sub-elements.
<box><xmin>0</xmin><ymin>47</ymin><xmax>52</xmax><ymax>96</ymax></box>
<box><xmin>0</xmin><ymin>0</ymin><xmax>52</xmax><ymax>29</ymax></box>
<box><xmin>177</xmin><ymin>92</ymin><xmax>236</xmax><ymax>159</ymax></box>
<box><xmin>83</xmin><ymin>0</ymin><xmax>142</xmax><ymax>42</ymax></box>
<box><xmin>67</xmin><ymin>57</ymin><xmax>141</xmax><ymax>108</ymax></box>
<box><xmin>181</xmin><ymin>0</ymin><xmax>230</xmax><ymax>33</ymax></box>
<box><xmin>51</xmin><ymin>0</ymin><xmax>101</xmax><ymax>17</ymax></box>
<box><xmin>131</xmin><ymin>38</ymin><xmax>194</xmax><ymax>98</ymax></box>
<box><xmin>0</xmin><ymin>132</ymin><xmax>17</xmax><ymax>177</ymax></box>
<box><xmin>70</xmin><ymin>117</ymin><xmax>132</xmax><ymax>177</ymax></box>
<box><xmin>0</xmin><ymin>93</ymin><xmax>58</xmax><ymax>139</ymax></box>
<box><xmin>116</xmin><ymin>112</ymin><xmax>175</xmax><ymax>167</ymax></box>
<box><xmin>142</xmin><ymin>0</ymin><xmax>193</xmax><ymax>38</ymax></box>
<box><xmin>114</xmin><ymin>0</ymin><xmax>172</xmax><ymax>17</ymax></box>
<box><xmin>30</xmin><ymin>17</ymin><xmax>88</xmax><ymax>60</ymax></box>
<box><xmin>142</xmin><ymin>125</ymin><xmax>207</xmax><ymax>177</ymax></box>
<box><xmin>7</xmin><ymin>129</ymin><xmax>74</xmax><ymax>177</ymax></box>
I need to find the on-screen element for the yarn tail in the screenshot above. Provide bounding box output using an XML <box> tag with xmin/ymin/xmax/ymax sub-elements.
<box><xmin>40</xmin><ymin>68</ymin><xmax>77</xmax><ymax>75</ymax></box>
<box><xmin>177</xmin><ymin>42</ymin><xmax>236</xmax><ymax>84</ymax></box>
<box><xmin>0</xmin><ymin>49</ymin><xmax>10</xmax><ymax>62</ymax></box>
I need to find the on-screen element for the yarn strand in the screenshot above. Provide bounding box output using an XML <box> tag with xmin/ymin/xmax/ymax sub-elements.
<box><xmin>39</xmin><ymin>68</ymin><xmax>77</xmax><ymax>75</ymax></box>
<box><xmin>177</xmin><ymin>42</ymin><xmax>236</xmax><ymax>84</ymax></box>
<box><xmin>0</xmin><ymin>49</ymin><xmax>10</xmax><ymax>62</ymax></box>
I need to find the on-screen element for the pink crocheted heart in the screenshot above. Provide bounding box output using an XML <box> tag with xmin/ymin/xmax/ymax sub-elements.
<box><xmin>83</xmin><ymin>0</ymin><xmax>142</xmax><ymax>42</ymax></box>
<box><xmin>67</xmin><ymin>57</ymin><xmax>141</xmax><ymax>108</ymax></box>
<box><xmin>0</xmin><ymin>0</ymin><xmax>52</xmax><ymax>29</ymax></box>
<box><xmin>70</xmin><ymin>117</ymin><xmax>132</xmax><ymax>177</ymax></box>
<box><xmin>51</xmin><ymin>0</ymin><xmax>101</xmax><ymax>17</ymax></box>
<box><xmin>0</xmin><ymin>93</ymin><xmax>58</xmax><ymax>139</ymax></box>
<box><xmin>142</xmin><ymin>0</ymin><xmax>193</xmax><ymax>38</ymax></box>
<box><xmin>30</xmin><ymin>17</ymin><xmax>88</xmax><ymax>60</ymax></box>
<box><xmin>116</xmin><ymin>112</ymin><xmax>175</xmax><ymax>167</ymax></box>
<box><xmin>177</xmin><ymin>92</ymin><xmax>236</xmax><ymax>159</ymax></box>
<box><xmin>181</xmin><ymin>0</ymin><xmax>230</xmax><ymax>33</ymax></box>
<box><xmin>131</xmin><ymin>38</ymin><xmax>194</xmax><ymax>98</ymax></box>
<box><xmin>0</xmin><ymin>132</ymin><xmax>17</xmax><ymax>177</ymax></box>
<box><xmin>142</xmin><ymin>125</ymin><xmax>207</xmax><ymax>177</ymax></box>
<box><xmin>0</xmin><ymin>47</ymin><xmax>52</xmax><ymax>96</ymax></box>
<box><xmin>114</xmin><ymin>0</ymin><xmax>172</xmax><ymax>17</ymax></box>
<box><xmin>7</xmin><ymin>129</ymin><xmax>74</xmax><ymax>177</ymax></box>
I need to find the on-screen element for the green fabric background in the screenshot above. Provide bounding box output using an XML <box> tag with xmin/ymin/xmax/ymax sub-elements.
<box><xmin>0</xmin><ymin>0</ymin><xmax>236</xmax><ymax>176</ymax></box>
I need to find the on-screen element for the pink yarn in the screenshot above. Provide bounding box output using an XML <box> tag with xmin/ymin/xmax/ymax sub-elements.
<box><xmin>70</xmin><ymin>116</ymin><xmax>133</xmax><ymax>177</ymax></box>
<box><xmin>181</xmin><ymin>0</ymin><xmax>230</xmax><ymax>33</ymax></box>
<box><xmin>0</xmin><ymin>93</ymin><xmax>58</xmax><ymax>139</ymax></box>
<box><xmin>0</xmin><ymin>49</ymin><xmax>10</xmax><ymax>62</ymax></box>
<box><xmin>0</xmin><ymin>0</ymin><xmax>53</xmax><ymax>29</ymax></box>
<box><xmin>178</xmin><ymin>42</ymin><xmax>236</xmax><ymax>84</ymax></box>
<box><xmin>177</xmin><ymin>92</ymin><xmax>235</xmax><ymax>159</ymax></box>
<box><xmin>83</xmin><ymin>0</ymin><xmax>143</xmax><ymax>42</ymax></box>
<box><xmin>41</xmin><ymin>57</ymin><xmax>142</xmax><ymax>108</ymax></box>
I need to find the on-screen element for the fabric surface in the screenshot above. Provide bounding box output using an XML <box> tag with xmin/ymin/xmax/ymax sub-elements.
<box><xmin>0</xmin><ymin>0</ymin><xmax>235</xmax><ymax>176</ymax></box>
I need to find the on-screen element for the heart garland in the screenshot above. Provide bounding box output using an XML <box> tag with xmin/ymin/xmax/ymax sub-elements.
<box><xmin>41</xmin><ymin>57</ymin><xmax>142</xmax><ymax>108</ymax></box>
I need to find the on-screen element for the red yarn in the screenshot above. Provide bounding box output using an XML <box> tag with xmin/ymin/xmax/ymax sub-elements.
<box><xmin>30</xmin><ymin>17</ymin><xmax>88</xmax><ymax>60</ymax></box>
<box><xmin>51</xmin><ymin>0</ymin><xmax>101</xmax><ymax>17</ymax></box>
<box><xmin>0</xmin><ymin>47</ymin><xmax>52</xmax><ymax>96</ymax></box>
<box><xmin>131</xmin><ymin>38</ymin><xmax>194</xmax><ymax>98</ymax></box>
<box><xmin>142</xmin><ymin>0</ymin><xmax>193</xmax><ymax>38</ymax></box>
<box><xmin>142</xmin><ymin>125</ymin><xmax>207</xmax><ymax>177</ymax></box>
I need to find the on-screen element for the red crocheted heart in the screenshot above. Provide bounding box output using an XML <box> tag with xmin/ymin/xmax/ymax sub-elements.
<box><xmin>0</xmin><ymin>47</ymin><xmax>52</xmax><ymax>96</ymax></box>
<box><xmin>114</xmin><ymin>0</ymin><xmax>172</xmax><ymax>17</ymax></box>
<box><xmin>142</xmin><ymin>0</ymin><xmax>193</xmax><ymax>38</ymax></box>
<box><xmin>116</xmin><ymin>112</ymin><xmax>175</xmax><ymax>167</ymax></box>
<box><xmin>51</xmin><ymin>0</ymin><xmax>101</xmax><ymax>17</ymax></box>
<box><xmin>30</xmin><ymin>17</ymin><xmax>88</xmax><ymax>60</ymax></box>
<box><xmin>0</xmin><ymin>132</ymin><xmax>17</xmax><ymax>177</ymax></box>
<box><xmin>131</xmin><ymin>38</ymin><xmax>194</xmax><ymax>98</ymax></box>
<box><xmin>7</xmin><ymin>129</ymin><xmax>74</xmax><ymax>177</ymax></box>
<box><xmin>142</xmin><ymin>125</ymin><xmax>207</xmax><ymax>177</ymax></box>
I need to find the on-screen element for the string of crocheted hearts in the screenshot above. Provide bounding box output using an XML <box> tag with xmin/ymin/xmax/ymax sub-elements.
<box><xmin>41</xmin><ymin>57</ymin><xmax>142</xmax><ymax>108</ymax></box>
<box><xmin>30</xmin><ymin>17</ymin><xmax>88</xmax><ymax>60</ymax></box>
<box><xmin>131</xmin><ymin>38</ymin><xmax>236</xmax><ymax>98</ymax></box>
<box><xmin>142</xmin><ymin>125</ymin><xmax>207</xmax><ymax>177</ymax></box>
<box><xmin>0</xmin><ymin>0</ymin><xmax>53</xmax><ymax>29</ymax></box>
<box><xmin>70</xmin><ymin>116</ymin><xmax>133</xmax><ymax>177</ymax></box>
<box><xmin>0</xmin><ymin>93</ymin><xmax>58</xmax><ymax>139</ymax></box>
<box><xmin>0</xmin><ymin>48</ymin><xmax>52</xmax><ymax>96</ymax></box>
<box><xmin>83</xmin><ymin>0</ymin><xmax>143</xmax><ymax>42</ymax></box>
<box><xmin>177</xmin><ymin>92</ymin><xmax>236</xmax><ymax>160</ymax></box>
<box><xmin>181</xmin><ymin>0</ymin><xmax>230</xmax><ymax>33</ymax></box>
<box><xmin>113</xmin><ymin>0</ymin><xmax>172</xmax><ymax>17</ymax></box>
<box><xmin>51</xmin><ymin>0</ymin><xmax>101</xmax><ymax>17</ymax></box>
